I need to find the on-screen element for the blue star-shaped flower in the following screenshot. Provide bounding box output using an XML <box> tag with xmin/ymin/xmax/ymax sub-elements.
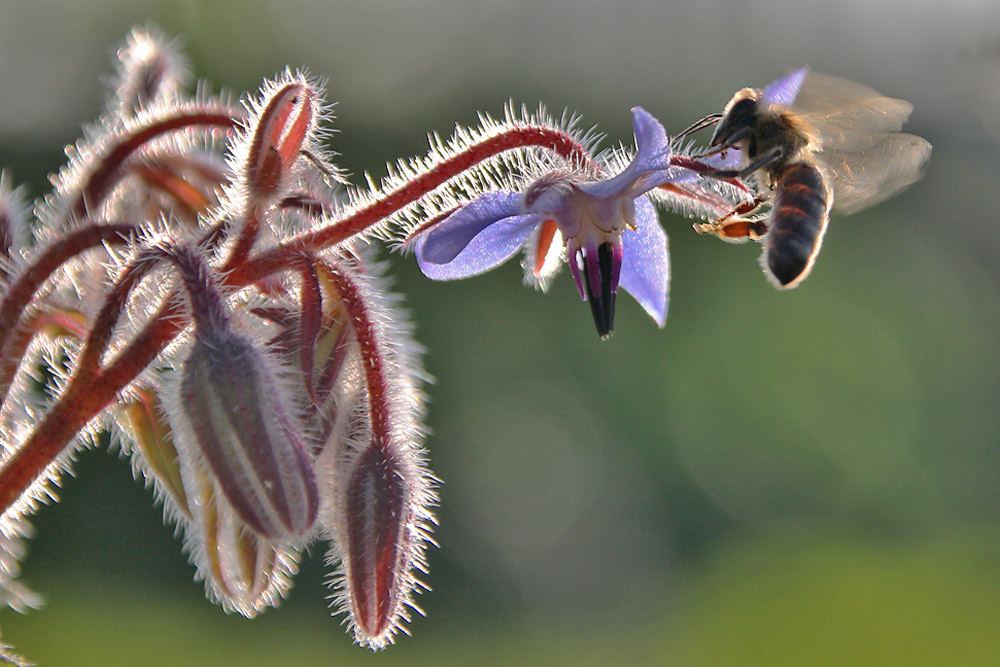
<box><xmin>414</xmin><ymin>107</ymin><xmax>702</xmax><ymax>339</ymax></box>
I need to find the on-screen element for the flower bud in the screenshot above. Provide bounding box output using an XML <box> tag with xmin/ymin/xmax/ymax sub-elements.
<box><xmin>343</xmin><ymin>443</ymin><xmax>410</xmax><ymax>645</ymax></box>
<box><xmin>120</xmin><ymin>388</ymin><xmax>299</xmax><ymax>616</ymax></box>
<box><xmin>189</xmin><ymin>462</ymin><xmax>298</xmax><ymax>616</ymax></box>
<box><xmin>245</xmin><ymin>81</ymin><xmax>314</xmax><ymax>208</ymax></box>
<box><xmin>111</xmin><ymin>26</ymin><xmax>189</xmax><ymax>116</ymax></box>
<box><xmin>176</xmin><ymin>327</ymin><xmax>319</xmax><ymax>539</ymax></box>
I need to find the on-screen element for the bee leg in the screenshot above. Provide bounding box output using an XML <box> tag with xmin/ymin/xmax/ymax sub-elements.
<box><xmin>693</xmin><ymin>217</ymin><xmax>769</xmax><ymax>242</ymax></box>
<box><xmin>701</xmin><ymin>147</ymin><xmax>784</xmax><ymax>180</ymax></box>
<box><xmin>693</xmin><ymin>195</ymin><xmax>769</xmax><ymax>242</ymax></box>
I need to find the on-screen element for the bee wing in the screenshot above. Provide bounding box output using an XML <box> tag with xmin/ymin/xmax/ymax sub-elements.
<box><xmin>794</xmin><ymin>72</ymin><xmax>916</xmax><ymax>143</ymax></box>
<box><xmin>821</xmin><ymin>132</ymin><xmax>932</xmax><ymax>214</ymax></box>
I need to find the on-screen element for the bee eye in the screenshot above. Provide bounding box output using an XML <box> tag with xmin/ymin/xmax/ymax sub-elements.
<box><xmin>711</xmin><ymin>97</ymin><xmax>758</xmax><ymax>148</ymax></box>
<box><xmin>729</xmin><ymin>97</ymin><xmax>759</xmax><ymax>118</ymax></box>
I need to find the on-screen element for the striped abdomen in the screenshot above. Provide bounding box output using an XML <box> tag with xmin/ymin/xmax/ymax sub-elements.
<box><xmin>764</xmin><ymin>162</ymin><xmax>832</xmax><ymax>288</ymax></box>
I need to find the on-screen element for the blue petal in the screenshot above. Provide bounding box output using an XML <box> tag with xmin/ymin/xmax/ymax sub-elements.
<box><xmin>578</xmin><ymin>107</ymin><xmax>674</xmax><ymax>200</ymax></box>
<box><xmin>619</xmin><ymin>196</ymin><xmax>669</xmax><ymax>327</ymax></box>
<box><xmin>416</xmin><ymin>192</ymin><xmax>542</xmax><ymax>280</ymax></box>
<box><xmin>761</xmin><ymin>67</ymin><xmax>809</xmax><ymax>108</ymax></box>
<box><xmin>630</xmin><ymin>106</ymin><xmax>672</xmax><ymax>173</ymax></box>
<box><xmin>417</xmin><ymin>191</ymin><xmax>522</xmax><ymax>264</ymax></box>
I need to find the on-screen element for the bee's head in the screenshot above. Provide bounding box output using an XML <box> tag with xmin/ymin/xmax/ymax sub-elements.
<box><xmin>710</xmin><ymin>89</ymin><xmax>759</xmax><ymax>149</ymax></box>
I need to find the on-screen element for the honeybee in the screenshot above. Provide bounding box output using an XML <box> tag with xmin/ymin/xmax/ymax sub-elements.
<box><xmin>685</xmin><ymin>67</ymin><xmax>932</xmax><ymax>288</ymax></box>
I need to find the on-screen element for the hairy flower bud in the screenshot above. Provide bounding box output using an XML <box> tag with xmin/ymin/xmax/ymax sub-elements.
<box><xmin>245</xmin><ymin>81</ymin><xmax>315</xmax><ymax>208</ymax></box>
<box><xmin>111</xmin><ymin>26</ymin><xmax>189</xmax><ymax>117</ymax></box>
<box><xmin>120</xmin><ymin>385</ymin><xmax>300</xmax><ymax>616</ymax></box>
<box><xmin>187</xmin><ymin>460</ymin><xmax>299</xmax><ymax>616</ymax></box>
<box><xmin>316</xmin><ymin>258</ymin><xmax>436</xmax><ymax>650</ymax></box>
<box><xmin>176</xmin><ymin>327</ymin><xmax>319</xmax><ymax>539</ymax></box>
<box><xmin>154</xmin><ymin>243</ymin><xmax>321</xmax><ymax>539</ymax></box>
<box><xmin>343</xmin><ymin>443</ymin><xmax>411</xmax><ymax>643</ymax></box>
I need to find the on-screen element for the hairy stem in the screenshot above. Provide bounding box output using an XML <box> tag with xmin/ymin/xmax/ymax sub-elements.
<box><xmin>228</xmin><ymin>125</ymin><xmax>593</xmax><ymax>286</ymax></box>
<box><xmin>0</xmin><ymin>223</ymin><xmax>137</xmax><ymax>351</ymax></box>
<box><xmin>68</xmin><ymin>108</ymin><xmax>241</xmax><ymax>222</ymax></box>
<box><xmin>0</xmin><ymin>299</ymin><xmax>183</xmax><ymax>514</ymax></box>
<box><xmin>0</xmin><ymin>123</ymin><xmax>588</xmax><ymax>518</ymax></box>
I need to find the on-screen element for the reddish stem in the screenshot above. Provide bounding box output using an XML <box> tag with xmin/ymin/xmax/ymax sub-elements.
<box><xmin>74</xmin><ymin>256</ymin><xmax>168</xmax><ymax>382</ymax></box>
<box><xmin>69</xmin><ymin>108</ymin><xmax>241</xmax><ymax>222</ymax></box>
<box><xmin>132</xmin><ymin>162</ymin><xmax>213</xmax><ymax>220</ymax></box>
<box><xmin>0</xmin><ymin>309</ymin><xmax>88</xmax><ymax>407</ymax></box>
<box><xmin>221</xmin><ymin>209</ymin><xmax>261</xmax><ymax>272</ymax></box>
<box><xmin>321</xmin><ymin>262</ymin><xmax>389</xmax><ymax>440</ymax></box>
<box><xmin>296</xmin><ymin>256</ymin><xmax>323</xmax><ymax>406</ymax></box>
<box><xmin>0</xmin><ymin>299</ymin><xmax>183</xmax><ymax>514</ymax></box>
<box><xmin>228</xmin><ymin>125</ymin><xmax>592</xmax><ymax>287</ymax></box>
<box><xmin>0</xmin><ymin>223</ymin><xmax>137</xmax><ymax>352</ymax></box>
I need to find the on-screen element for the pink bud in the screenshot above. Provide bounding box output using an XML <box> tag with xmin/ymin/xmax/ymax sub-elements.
<box><xmin>245</xmin><ymin>82</ymin><xmax>314</xmax><ymax>206</ymax></box>
<box><xmin>343</xmin><ymin>443</ymin><xmax>410</xmax><ymax>643</ymax></box>
<box><xmin>317</xmin><ymin>257</ymin><xmax>436</xmax><ymax>649</ymax></box>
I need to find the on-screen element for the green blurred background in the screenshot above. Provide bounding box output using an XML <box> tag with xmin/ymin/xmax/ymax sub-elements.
<box><xmin>2</xmin><ymin>1</ymin><xmax>1000</xmax><ymax>665</ymax></box>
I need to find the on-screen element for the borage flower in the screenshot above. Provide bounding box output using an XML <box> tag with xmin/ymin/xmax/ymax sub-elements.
<box><xmin>414</xmin><ymin>107</ymin><xmax>701</xmax><ymax>339</ymax></box>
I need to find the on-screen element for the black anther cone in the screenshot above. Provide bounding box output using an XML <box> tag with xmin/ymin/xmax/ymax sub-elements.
<box><xmin>583</xmin><ymin>242</ymin><xmax>616</xmax><ymax>340</ymax></box>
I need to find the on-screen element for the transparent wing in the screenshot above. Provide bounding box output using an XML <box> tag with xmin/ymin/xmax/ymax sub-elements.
<box><xmin>792</xmin><ymin>72</ymin><xmax>916</xmax><ymax>144</ymax></box>
<box><xmin>821</xmin><ymin>132</ymin><xmax>932</xmax><ymax>214</ymax></box>
<box><xmin>767</xmin><ymin>71</ymin><xmax>932</xmax><ymax>214</ymax></box>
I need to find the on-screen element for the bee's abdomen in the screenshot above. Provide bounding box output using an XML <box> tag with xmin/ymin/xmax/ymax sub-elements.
<box><xmin>765</xmin><ymin>163</ymin><xmax>832</xmax><ymax>287</ymax></box>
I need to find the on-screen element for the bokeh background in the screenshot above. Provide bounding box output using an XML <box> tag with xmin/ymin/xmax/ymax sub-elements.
<box><xmin>2</xmin><ymin>1</ymin><xmax>1000</xmax><ymax>665</ymax></box>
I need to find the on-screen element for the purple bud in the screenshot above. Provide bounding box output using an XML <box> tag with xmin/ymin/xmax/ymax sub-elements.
<box><xmin>178</xmin><ymin>328</ymin><xmax>319</xmax><ymax>539</ymax></box>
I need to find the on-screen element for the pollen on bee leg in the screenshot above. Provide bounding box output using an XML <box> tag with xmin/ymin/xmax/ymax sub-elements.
<box><xmin>693</xmin><ymin>217</ymin><xmax>766</xmax><ymax>242</ymax></box>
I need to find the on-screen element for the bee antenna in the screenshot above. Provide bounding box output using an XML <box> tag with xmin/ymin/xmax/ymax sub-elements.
<box><xmin>671</xmin><ymin>113</ymin><xmax>723</xmax><ymax>146</ymax></box>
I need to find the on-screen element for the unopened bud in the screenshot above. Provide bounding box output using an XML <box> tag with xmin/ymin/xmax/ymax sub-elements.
<box><xmin>245</xmin><ymin>81</ymin><xmax>314</xmax><ymax>207</ymax></box>
<box><xmin>191</xmin><ymin>465</ymin><xmax>298</xmax><ymax>616</ymax></box>
<box><xmin>343</xmin><ymin>442</ymin><xmax>410</xmax><ymax>645</ymax></box>
<box><xmin>178</xmin><ymin>329</ymin><xmax>319</xmax><ymax>539</ymax></box>
<box><xmin>112</xmin><ymin>27</ymin><xmax>189</xmax><ymax>115</ymax></box>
